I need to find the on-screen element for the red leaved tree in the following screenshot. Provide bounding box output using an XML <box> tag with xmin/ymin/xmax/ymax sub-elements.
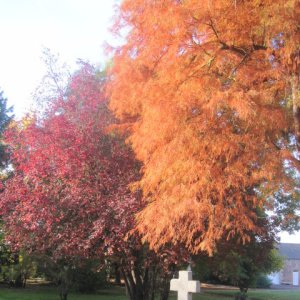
<box><xmin>108</xmin><ymin>0</ymin><xmax>300</xmax><ymax>254</ymax></box>
<box><xmin>1</xmin><ymin>63</ymin><xmax>186</xmax><ymax>300</ymax></box>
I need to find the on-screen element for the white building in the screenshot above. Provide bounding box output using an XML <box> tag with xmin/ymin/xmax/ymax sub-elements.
<box><xmin>269</xmin><ymin>243</ymin><xmax>300</xmax><ymax>286</ymax></box>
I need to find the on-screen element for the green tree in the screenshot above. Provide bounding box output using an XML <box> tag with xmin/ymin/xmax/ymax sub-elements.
<box><xmin>2</xmin><ymin>251</ymin><xmax>36</xmax><ymax>288</ymax></box>
<box><xmin>0</xmin><ymin>89</ymin><xmax>14</xmax><ymax>285</ymax></box>
<box><xmin>195</xmin><ymin>223</ymin><xmax>283</xmax><ymax>300</ymax></box>
<box><xmin>0</xmin><ymin>89</ymin><xmax>13</xmax><ymax>172</ymax></box>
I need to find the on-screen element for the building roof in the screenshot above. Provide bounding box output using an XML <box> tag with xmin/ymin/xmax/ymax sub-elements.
<box><xmin>278</xmin><ymin>243</ymin><xmax>300</xmax><ymax>260</ymax></box>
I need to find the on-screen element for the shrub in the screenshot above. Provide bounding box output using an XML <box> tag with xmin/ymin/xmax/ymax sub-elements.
<box><xmin>71</xmin><ymin>261</ymin><xmax>107</xmax><ymax>293</ymax></box>
<box><xmin>255</xmin><ymin>275</ymin><xmax>272</xmax><ymax>288</ymax></box>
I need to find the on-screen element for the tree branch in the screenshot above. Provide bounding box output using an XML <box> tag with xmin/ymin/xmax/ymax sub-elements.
<box><xmin>206</xmin><ymin>19</ymin><xmax>267</xmax><ymax>57</ymax></box>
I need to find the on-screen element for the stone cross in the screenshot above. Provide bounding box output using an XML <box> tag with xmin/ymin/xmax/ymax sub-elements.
<box><xmin>170</xmin><ymin>270</ymin><xmax>201</xmax><ymax>300</ymax></box>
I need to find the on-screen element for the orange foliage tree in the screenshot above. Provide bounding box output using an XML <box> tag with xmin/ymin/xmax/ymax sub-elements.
<box><xmin>108</xmin><ymin>0</ymin><xmax>300</xmax><ymax>254</ymax></box>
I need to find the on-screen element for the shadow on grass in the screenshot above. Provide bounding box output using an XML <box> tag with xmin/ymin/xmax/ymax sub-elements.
<box><xmin>0</xmin><ymin>285</ymin><xmax>299</xmax><ymax>300</ymax></box>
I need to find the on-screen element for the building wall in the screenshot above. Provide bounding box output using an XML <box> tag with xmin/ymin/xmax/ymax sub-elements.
<box><xmin>281</xmin><ymin>259</ymin><xmax>300</xmax><ymax>285</ymax></box>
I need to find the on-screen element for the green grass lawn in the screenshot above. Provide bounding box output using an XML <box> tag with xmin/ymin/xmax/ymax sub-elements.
<box><xmin>193</xmin><ymin>290</ymin><xmax>300</xmax><ymax>300</ymax></box>
<box><xmin>0</xmin><ymin>286</ymin><xmax>299</xmax><ymax>300</ymax></box>
<box><xmin>0</xmin><ymin>286</ymin><xmax>125</xmax><ymax>300</ymax></box>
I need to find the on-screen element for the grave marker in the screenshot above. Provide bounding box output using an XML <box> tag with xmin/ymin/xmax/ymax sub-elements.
<box><xmin>170</xmin><ymin>270</ymin><xmax>200</xmax><ymax>300</ymax></box>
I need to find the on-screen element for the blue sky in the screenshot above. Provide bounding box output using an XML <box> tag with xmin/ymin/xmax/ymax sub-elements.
<box><xmin>0</xmin><ymin>0</ymin><xmax>117</xmax><ymax>116</ymax></box>
<box><xmin>0</xmin><ymin>0</ymin><xmax>299</xmax><ymax>244</ymax></box>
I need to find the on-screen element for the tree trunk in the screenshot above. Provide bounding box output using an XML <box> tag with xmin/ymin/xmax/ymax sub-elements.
<box><xmin>292</xmin><ymin>74</ymin><xmax>300</xmax><ymax>154</ymax></box>
<box><xmin>59</xmin><ymin>283</ymin><xmax>68</xmax><ymax>300</ymax></box>
<box><xmin>149</xmin><ymin>266</ymin><xmax>157</xmax><ymax>300</ymax></box>
<box><xmin>159</xmin><ymin>274</ymin><xmax>171</xmax><ymax>300</ymax></box>
<box><xmin>22</xmin><ymin>276</ymin><xmax>27</xmax><ymax>288</ymax></box>
<box><xmin>121</xmin><ymin>267</ymin><xmax>135</xmax><ymax>300</ymax></box>
<box><xmin>58</xmin><ymin>273</ymin><xmax>69</xmax><ymax>300</ymax></box>
<box><xmin>114</xmin><ymin>263</ymin><xmax>121</xmax><ymax>285</ymax></box>
<box><xmin>14</xmin><ymin>274</ymin><xmax>24</xmax><ymax>288</ymax></box>
<box><xmin>60</xmin><ymin>292</ymin><xmax>68</xmax><ymax>300</ymax></box>
<box><xmin>132</xmin><ymin>265</ymin><xmax>145</xmax><ymax>300</ymax></box>
<box><xmin>121</xmin><ymin>266</ymin><xmax>161</xmax><ymax>300</ymax></box>
<box><xmin>236</xmin><ymin>287</ymin><xmax>248</xmax><ymax>300</ymax></box>
<box><xmin>235</xmin><ymin>294</ymin><xmax>248</xmax><ymax>300</ymax></box>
